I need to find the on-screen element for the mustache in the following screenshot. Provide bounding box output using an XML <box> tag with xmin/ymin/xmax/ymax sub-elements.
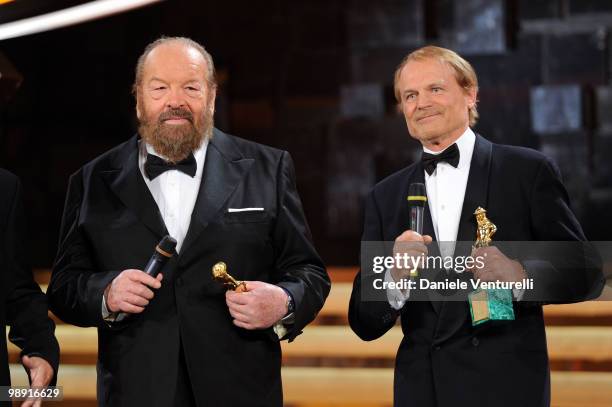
<box><xmin>158</xmin><ymin>108</ymin><xmax>194</xmax><ymax>123</ymax></box>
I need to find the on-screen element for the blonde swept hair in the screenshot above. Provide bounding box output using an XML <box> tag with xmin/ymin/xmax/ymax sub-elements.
<box><xmin>393</xmin><ymin>45</ymin><xmax>479</xmax><ymax>126</ymax></box>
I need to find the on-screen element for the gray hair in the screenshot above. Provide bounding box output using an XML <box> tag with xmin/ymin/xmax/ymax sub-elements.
<box><xmin>132</xmin><ymin>36</ymin><xmax>217</xmax><ymax>94</ymax></box>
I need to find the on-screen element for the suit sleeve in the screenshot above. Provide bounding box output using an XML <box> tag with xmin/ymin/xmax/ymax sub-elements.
<box><xmin>4</xmin><ymin>176</ymin><xmax>60</xmax><ymax>383</ymax></box>
<box><xmin>348</xmin><ymin>191</ymin><xmax>400</xmax><ymax>341</ymax></box>
<box><xmin>522</xmin><ymin>156</ymin><xmax>604</xmax><ymax>303</ymax></box>
<box><xmin>48</xmin><ymin>170</ymin><xmax>122</xmax><ymax>329</ymax></box>
<box><xmin>273</xmin><ymin>152</ymin><xmax>330</xmax><ymax>342</ymax></box>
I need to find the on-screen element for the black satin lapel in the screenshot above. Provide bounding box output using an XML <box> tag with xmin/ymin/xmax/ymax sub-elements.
<box><xmin>179</xmin><ymin>142</ymin><xmax>254</xmax><ymax>255</ymax></box>
<box><xmin>101</xmin><ymin>139</ymin><xmax>167</xmax><ymax>239</ymax></box>
<box><xmin>456</xmin><ymin>134</ymin><xmax>492</xmax><ymax>245</ymax></box>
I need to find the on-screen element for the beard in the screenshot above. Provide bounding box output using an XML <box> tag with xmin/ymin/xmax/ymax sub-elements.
<box><xmin>138</xmin><ymin>100</ymin><xmax>214</xmax><ymax>163</ymax></box>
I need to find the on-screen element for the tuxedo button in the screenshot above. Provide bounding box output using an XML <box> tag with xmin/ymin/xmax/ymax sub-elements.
<box><xmin>176</xmin><ymin>277</ymin><xmax>183</xmax><ymax>287</ymax></box>
<box><xmin>472</xmin><ymin>337</ymin><xmax>479</xmax><ymax>347</ymax></box>
<box><xmin>433</xmin><ymin>345</ymin><xmax>441</xmax><ymax>351</ymax></box>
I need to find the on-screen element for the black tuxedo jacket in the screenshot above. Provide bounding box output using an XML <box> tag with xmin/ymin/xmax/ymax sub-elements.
<box><xmin>48</xmin><ymin>129</ymin><xmax>330</xmax><ymax>407</ymax></box>
<box><xmin>0</xmin><ymin>170</ymin><xmax>59</xmax><ymax>405</ymax></box>
<box><xmin>349</xmin><ymin>135</ymin><xmax>604</xmax><ymax>407</ymax></box>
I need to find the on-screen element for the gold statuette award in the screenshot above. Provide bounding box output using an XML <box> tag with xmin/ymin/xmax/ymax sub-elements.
<box><xmin>468</xmin><ymin>207</ymin><xmax>515</xmax><ymax>325</ymax></box>
<box><xmin>212</xmin><ymin>262</ymin><xmax>247</xmax><ymax>292</ymax></box>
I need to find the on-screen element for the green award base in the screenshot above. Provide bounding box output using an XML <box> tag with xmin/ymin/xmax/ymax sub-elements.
<box><xmin>468</xmin><ymin>288</ymin><xmax>515</xmax><ymax>326</ymax></box>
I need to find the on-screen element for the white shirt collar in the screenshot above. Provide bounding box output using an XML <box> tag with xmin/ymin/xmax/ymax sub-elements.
<box><xmin>422</xmin><ymin>127</ymin><xmax>476</xmax><ymax>171</ymax></box>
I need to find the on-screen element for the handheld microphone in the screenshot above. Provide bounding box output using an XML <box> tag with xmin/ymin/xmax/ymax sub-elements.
<box><xmin>111</xmin><ymin>236</ymin><xmax>176</xmax><ymax>323</ymax></box>
<box><xmin>407</xmin><ymin>183</ymin><xmax>427</xmax><ymax>235</ymax></box>
<box><xmin>144</xmin><ymin>235</ymin><xmax>177</xmax><ymax>277</ymax></box>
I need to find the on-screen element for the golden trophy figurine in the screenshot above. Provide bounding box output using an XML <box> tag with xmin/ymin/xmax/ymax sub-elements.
<box><xmin>212</xmin><ymin>262</ymin><xmax>247</xmax><ymax>292</ymax></box>
<box><xmin>474</xmin><ymin>207</ymin><xmax>497</xmax><ymax>248</ymax></box>
<box><xmin>469</xmin><ymin>207</ymin><xmax>514</xmax><ymax>325</ymax></box>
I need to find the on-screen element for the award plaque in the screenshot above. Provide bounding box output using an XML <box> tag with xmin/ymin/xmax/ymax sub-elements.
<box><xmin>468</xmin><ymin>207</ymin><xmax>515</xmax><ymax>326</ymax></box>
<box><xmin>212</xmin><ymin>262</ymin><xmax>247</xmax><ymax>292</ymax></box>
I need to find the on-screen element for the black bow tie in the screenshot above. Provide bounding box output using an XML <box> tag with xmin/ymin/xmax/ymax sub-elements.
<box><xmin>421</xmin><ymin>143</ymin><xmax>460</xmax><ymax>175</ymax></box>
<box><xmin>144</xmin><ymin>153</ymin><xmax>197</xmax><ymax>180</ymax></box>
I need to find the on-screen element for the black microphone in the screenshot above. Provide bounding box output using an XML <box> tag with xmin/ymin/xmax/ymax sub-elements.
<box><xmin>143</xmin><ymin>235</ymin><xmax>177</xmax><ymax>277</ymax></box>
<box><xmin>407</xmin><ymin>183</ymin><xmax>427</xmax><ymax>234</ymax></box>
<box><xmin>111</xmin><ymin>236</ymin><xmax>176</xmax><ymax>322</ymax></box>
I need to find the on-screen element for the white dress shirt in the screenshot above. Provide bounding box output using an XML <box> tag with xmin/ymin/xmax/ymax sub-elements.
<box><xmin>424</xmin><ymin>128</ymin><xmax>475</xmax><ymax>257</ymax></box>
<box><xmin>138</xmin><ymin>140</ymin><xmax>208</xmax><ymax>253</ymax></box>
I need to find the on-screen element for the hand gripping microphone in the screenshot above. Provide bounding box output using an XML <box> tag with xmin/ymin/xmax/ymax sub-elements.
<box><xmin>111</xmin><ymin>236</ymin><xmax>176</xmax><ymax>323</ymax></box>
<box><xmin>144</xmin><ymin>235</ymin><xmax>177</xmax><ymax>277</ymax></box>
<box><xmin>407</xmin><ymin>183</ymin><xmax>427</xmax><ymax>235</ymax></box>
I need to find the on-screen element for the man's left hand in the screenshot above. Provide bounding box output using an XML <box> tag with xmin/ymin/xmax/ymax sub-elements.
<box><xmin>225</xmin><ymin>281</ymin><xmax>289</xmax><ymax>330</ymax></box>
<box><xmin>469</xmin><ymin>246</ymin><xmax>526</xmax><ymax>283</ymax></box>
<box><xmin>20</xmin><ymin>355</ymin><xmax>54</xmax><ymax>407</ymax></box>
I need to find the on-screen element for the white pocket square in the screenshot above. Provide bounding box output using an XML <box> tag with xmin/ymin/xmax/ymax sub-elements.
<box><xmin>227</xmin><ymin>208</ymin><xmax>265</xmax><ymax>213</ymax></box>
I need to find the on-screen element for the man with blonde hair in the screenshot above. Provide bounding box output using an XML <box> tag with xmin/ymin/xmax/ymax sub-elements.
<box><xmin>349</xmin><ymin>45</ymin><xmax>603</xmax><ymax>407</ymax></box>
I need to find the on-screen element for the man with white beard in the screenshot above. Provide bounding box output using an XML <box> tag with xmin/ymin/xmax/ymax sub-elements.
<box><xmin>48</xmin><ymin>37</ymin><xmax>329</xmax><ymax>407</ymax></box>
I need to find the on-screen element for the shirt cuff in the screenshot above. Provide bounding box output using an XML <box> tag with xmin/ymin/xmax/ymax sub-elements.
<box><xmin>512</xmin><ymin>261</ymin><xmax>527</xmax><ymax>301</ymax></box>
<box><xmin>101</xmin><ymin>294</ymin><xmax>113</xmax><ymax>319</ymax></box>
<box><xmin>513</xmin><ymin>288</ymin><xmax>525</xmax><ymax>301</ymax></box>
<box><xmin>385</xmin><ymin>268</ymin><xmax>410</xmax><ymax>310</ymax></box>
<box><xmin>102</xmin><ymin>294</ymin><xmax>126</xmax><ymax>323</ymax></box>
<box><xmin>273</xmin><ymin>320</ymin><xmax>288</xmax><ymax>339</ymax></box>
<box><xmin>273</xmin><ymin>312</ymin><xmax>295</xmax><ymax>339</ymax></box>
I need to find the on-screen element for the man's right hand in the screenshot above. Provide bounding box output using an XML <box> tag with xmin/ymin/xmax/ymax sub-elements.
<box><xmin>391</xmin><ymin>230</ymin><xmax>433</xmax><ymax>282</ymax></box>
<box><xmin>104</xmin><ymin>270</ymin><xmax>163</xmax><ymax>314</ymax></box>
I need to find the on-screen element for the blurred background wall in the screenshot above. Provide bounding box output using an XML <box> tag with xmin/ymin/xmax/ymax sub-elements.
<box><xmin>1</xmin><ymin>0</ymin><xmax>612</xmax><ymax>268</ymax></box>
<box><xmin>2</xmin><ymin>2</ymin><xmax>612</xmax><ymax>406</ymax></box>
